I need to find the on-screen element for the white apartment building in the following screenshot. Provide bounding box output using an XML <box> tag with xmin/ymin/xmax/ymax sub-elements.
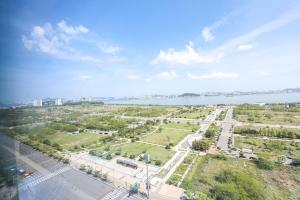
<box><xmin>33</xmin><ymin>99</ymin><xmax>43</xmax><ymax>107</ymax></box>
<box><xmin>55</xmin><ymin>98</ymin><xmax>63</xmax><ymax>106</ymax></box>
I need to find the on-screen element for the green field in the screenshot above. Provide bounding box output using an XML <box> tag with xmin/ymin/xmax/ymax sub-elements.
<box><xmin>175</xmin><ymin>107</ymin><xmax>212</xmax><ymax>119</ymax></box>
<box><xmin>234</xmin><ymin>136</ymin><xmax>300</xmax><ymax>161</ymax></box>
<box><xmin>233</xmin><ymin>104</ymin><xmax>300</xmax><ymax>125</ymax></box>
<box><xmin>181</xmin><ymin>154</ymin><xmax>300</xmax><ymax>200</ymax></box>
<box><xmin>118</xmin><ymin>106</ymin><xmax>175</xmax><ymax>117</ymax></box>
<box><xmin>47</xmin><ymin>132</ymin><xmax>105</xmax><ymax>148</ymax></box>
<box><xmin>142</xmin><ymin>122</ymin><xmax>199</xmax><ymax>146</ymax></box>
<box><xmin>92</xmin><ymin>142</ymin><xmax>174</xmax><ymax>165</ymax></box>
<box><xmin>217</xmin><ymin>109</ymin><xmax>227</xmax><ymax>120</ymax></box>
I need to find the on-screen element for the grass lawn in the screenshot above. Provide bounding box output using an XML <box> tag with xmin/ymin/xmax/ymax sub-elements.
<box><xmin>174</xmin><ymin>163</ymin><xmax>189</xmax><ymax>175</ymax></box>
<box><xmin>163</xmin><ymin>122</ymin><xmax>199</xmax><ymax>131</ymax></box>
<box><xmin>233</xmin><ymin>105</ymin><xmax>300</xmax><ymax>125</ymax></box>
<box><xmin>142</xmin><ymin>124</ymin><xmax>196</xmax><ymax>146</ymax></box>
<box><xmin>48</xmin><ymin>132</ymin><xmax>105</xmax><ymax>148</ymax></box>
<box><xmin>181</xmin><ymin>154</ymin><xmax>300</xmax><ymax>200</ymax></box>
<box><xmin>175</xmin><ymin>107</ymin><xmax>212</xmax><ymax>119</ymax></box>
<box><xmin>234</xmin><ymin>136</ymin><xmax>300</xmax><ymax>161</ymax></box>
<box><xmin>118</xmin><ymin>106</ymin><xmax>173</xmax><ymax>117</ymax></box>
<box><xmin>109</xmin><ymin>142</ymin><xmax>174</xmax><ymax>165</ymax></box>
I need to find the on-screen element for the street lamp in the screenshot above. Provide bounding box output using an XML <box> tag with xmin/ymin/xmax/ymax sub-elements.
<box><xmin>144</xmin><ymin>153</ymin><xmax>150</xmax><ymax>199</ymax></box>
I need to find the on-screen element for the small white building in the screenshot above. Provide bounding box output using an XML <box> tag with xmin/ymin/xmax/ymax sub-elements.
<box><xmin>33</xmin><ymin>99</ymin><xmax>43</xmax><ymax>107</ymax></box>
<box><xmin>55</xmin><ymin>98</ymin><xmax>63</xmax><ymax>106</ymax></box>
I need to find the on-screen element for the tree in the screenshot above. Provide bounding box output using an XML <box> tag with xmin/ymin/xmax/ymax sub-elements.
<box><xmin>192</xmin><ymin>140</ymin><xmax>210</xmax><ymax>151</ymax></box>
<box><xmin>43</xmin><ymin>139</ymin><xmax>51</xmax><ymax>146</ymax></box>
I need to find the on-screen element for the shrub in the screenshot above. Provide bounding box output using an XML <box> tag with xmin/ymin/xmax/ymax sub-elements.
<box><xmin>89</xmin><ymin>150</ymin><xmax>96</xmax><ymax>156</ymax></box>
<box><xmin>93</xmin><ymin>170</ymin><xmax>101</xmax><ymax>178</ymax></box>
<box><xmin>211</xmin><ymin>154</ymin><xmax>227</xmax><ymax>160</ymax></box>
<box><xmin>101</xmin><ymin>173</ymin><xmax>108</xmax><ymax>181</ymax></box>
<box><xmin>43</xmin><ymin>139</ymin><xmax>51</xmax><ymax>146</ymax></box>
<box><xmin>215</xmin><ymin>170</ymin><xmax>237</xmax><ymax>183</ymax></box>
<box><xmin>155</xmin><ymin>160</ymin><xmax>162</xmax><ymax>166</ymax></box>
<box><xmin>52</xmin><ymin>142</ymin><xmax>62</xmax><ymax>151</ymax></box>
<box><xmin>129</xmin><ymin>154</ymin><xmax>136</xmax><ymax>159</ymax></box>
<box><xmin>86</xmin><ymin>168</ymin><xmax>92</xmax><ymax>174</ymax></box>
<box><xmin>106</xmin><ymin>153</ymin><xmax>113</xmax><ymax>160</ymax></box>
<box><xmin>138</xmin><ymin>156</ymin><xmax>143</xmax><ymax>161</ymax></box>
<box><xmin>211</xmin><ymin>183</ymin><xmax>248</xmax><ymax>200</ymax></box>
<box><xmin>79</xmin><ymin>164</ymin><xmax>86</xmax><ymax>171</ymax></box>
<box><xmin>254</xmin><ymin>158</ymin><xmax>274</xmax><ymax>170</ymax></box>
<box><xmin>63</xmin><ymin>158</ymin><xmax>70</xmax><ymax>164</ymax></box>
<box><xmin>212</xmin><ymin>170</ymin><xmax>265</xmax><ymax>200</ymax></box>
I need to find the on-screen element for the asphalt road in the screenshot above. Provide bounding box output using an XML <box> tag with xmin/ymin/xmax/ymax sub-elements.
<box><xmin>0</xmin><ymin>132</ymin><xmax>114</xmax><ymax>200</ymax></box>
<box><xmin>216</xmin><ymin>108</ymin><xmax>233</xmax><ymax>152</ymax></box>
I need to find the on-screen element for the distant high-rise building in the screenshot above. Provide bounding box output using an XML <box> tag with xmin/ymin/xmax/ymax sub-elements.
<box><xmin>55</xmin><ymin>98</ymin><xmax>63</xmax><ymax>106</ymax></box>
<box><xmin>80</xmin><ymin>97</ymin><xmax>93</xmax><ymax>102</ymax></box>
<box><xmin>87</xmin><ymin>97</ymin><xmax>93</xmax><ymax>102</ymax></box>
<box><xmin>33</xmin><ymin>99</ymin><xmax>43</xmax><ymax>107</ymax></box>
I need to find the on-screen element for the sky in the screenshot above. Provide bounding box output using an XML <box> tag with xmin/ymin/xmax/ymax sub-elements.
<box><xmin>1</xmin><ymin>0</ymin><xmax>300</xmax><ymax>103</ymax></box>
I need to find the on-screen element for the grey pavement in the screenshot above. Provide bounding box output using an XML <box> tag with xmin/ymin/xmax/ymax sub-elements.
<box><xmin>0</xmin><ymin>132</ymin><xmax>115</xmax><ymax>200</ymax></box>
<box><xmin>216</xmin><ymin>108</ymin><xmax>234</xmax><ymax>152</ymax></box>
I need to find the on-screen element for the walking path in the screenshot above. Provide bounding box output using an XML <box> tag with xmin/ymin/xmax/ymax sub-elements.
<box><xmin>234</xmin><ymin>122</ymin><xmax>300</xmax><ymax>129</ymax></box>
<box><xmin>136</xmin><ymin>140</ymin><xmax>165</xmax><ymax>148</ymax></box>
<box><xmin>234</xmin><ymin>134</ymin><xmax>300</xmax><ymax>142</ymax></box>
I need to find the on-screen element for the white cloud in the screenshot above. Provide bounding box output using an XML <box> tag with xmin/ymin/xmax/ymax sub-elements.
<box><xmin>237</xmin><ymin>44</ymin><xmax>254</xmax><ymax>51</ymax></box>
<box><xmin>153</xmin><ymin>7</ymin><xmax>300</xmax><ymax>66</ymax></box>
<box><xmin>152</xmin><ymin>41</ymin><xmax>223</xmax><ymax>65</ymax></box>
<box><xmin>127</xmin><ymin>74</ymin><xmax>140</xmax><ymax>80</ymax></box>
<box><xmin>22</xmin><ymin>21</ymin><xmax>98</xmax><ymax>62</ymax></box>
<box><xmin>22</xmin><ymin>20</ymin><xmax>123</xmax><ymax>63</ymax></box>
<box><xmin>202</xmin><ymin>15</ymin><xmax>229</xmax><ymax>42</ymax></box>
<box><xmin>156</xmin><ymin>70</ymin><xmax>177</xmax><ymax>80</ymax></box>
<box><xmin>188</xmin><ymin>72</ymin><xmax>239</xmax><ymax>79</ymax></box>
<box><xmin>214</xmin><ymin>8</ymin><xmax>300</xmax><ymax>56</ymax></box>
<box><xmin>202</xmin><ymin>27</ymin><xmax>214</xmax><ymax>42</ymax></box>
<box><xmin>97</xmin><ymin>42</ymin><xmax>121</xmax><ymax>54</ymax></box>
<box><xmin>57</xmin><ymin>20</ymin><xmax>88</xmax><ymax>35</ymax></box>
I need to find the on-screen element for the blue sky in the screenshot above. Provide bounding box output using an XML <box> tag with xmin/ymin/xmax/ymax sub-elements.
<box><xmin>1</xmin><ymin>0</ymin><xmax>300</xmax><ymax>103</ymax></box>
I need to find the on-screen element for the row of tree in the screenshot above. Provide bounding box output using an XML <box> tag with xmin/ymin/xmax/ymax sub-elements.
<box><xmin>234</xmin><ymin>127</ymin><xmax>300</xmax><ymax>139</ymax></box>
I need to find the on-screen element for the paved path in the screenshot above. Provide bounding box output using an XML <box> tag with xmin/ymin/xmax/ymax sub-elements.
<box><xmin>136</xmin><ymin>140</ymin><xmax>165</xmax><ymax>148</ymax></box>
<box><xmin>234</xmin><ymin>122</ymin><xmax>300</xmax><ymax>129</ymax></box>
<box><xmin>234</xmin><ymin>134</ymin><xmax>300</xmax><ymax>142</ymax></box>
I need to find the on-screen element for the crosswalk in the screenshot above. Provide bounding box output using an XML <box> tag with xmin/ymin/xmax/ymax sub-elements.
<box><xmin>101</xmin><ymin>187</ymin><xmax>144</xmax><ymax>200</ymax></box>
<box><xmin>19</xmin><ymin>172</ymin><xmax>43</xmax><ymax>187</ymax></box>
<box><xmin>19</xmin><ymin>166</ymin><xmax>71</xmax><ymax>190</ymax></box>
<box><xmin>102</xmin><ymin>187</ymin><xmax>128</xmax><ymax>200</ymax></box>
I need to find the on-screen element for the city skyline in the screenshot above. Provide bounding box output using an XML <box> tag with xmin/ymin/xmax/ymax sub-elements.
<box><xmin>1</xmin><ymin>0</ymin><xmax>300</xmax><ymax>103</ymax></box>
